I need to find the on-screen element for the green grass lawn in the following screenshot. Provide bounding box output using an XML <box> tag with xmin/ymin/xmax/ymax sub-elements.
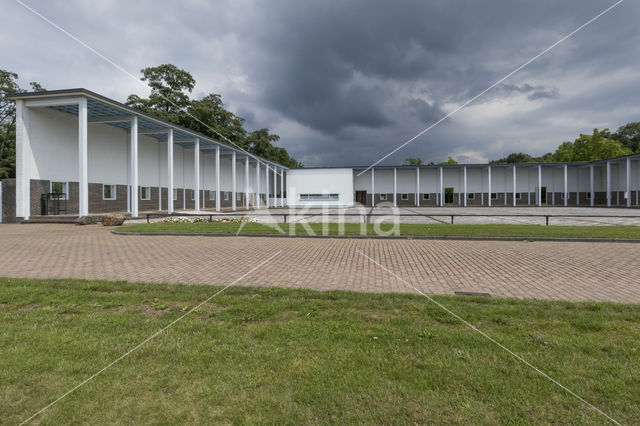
<box><xmin>117</xmin><ymin>221</ymin><xmax>640</xmax><ymax>239</ymax></box>
<box><xmin>2</xmin><ymin>278</ymin><xmax>639</xmax><ymax>424</ymax></box>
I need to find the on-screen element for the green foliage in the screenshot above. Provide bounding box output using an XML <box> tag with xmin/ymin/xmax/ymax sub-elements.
<box><xmin>490</xmin><ymin>152</ymin><xmax>534</xmax><ymax>164</ymax></box>
<box><xmin>403</xmin><ymin>157</ymin><xmax>424</xmax><ymax>166</ymax></box>
<box><xmin>613</xmin><ymin>121</ymin><xmax>640</xmax><ymax>152</ymax></box>
<box><xmin>438</xmin><ymin>156</ymin><xmax>458</xmax><ymax>165</ymax></box>
<box><xmin>126</xmin><ymin>64</ymin><xmax>301</xmax><ymax>168</ymax></box>
<box><xmin>553</xmin><ymin>128</ymin><xmax>631</xmax><ymax>162</ymax></box>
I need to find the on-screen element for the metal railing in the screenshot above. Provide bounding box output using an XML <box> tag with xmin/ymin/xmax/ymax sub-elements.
<box><xmin>146</xmin><ymin>212</ymin><xmax>640</xmax><ymax>226</ymax></box>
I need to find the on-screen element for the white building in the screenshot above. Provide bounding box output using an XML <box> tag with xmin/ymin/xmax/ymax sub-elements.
<box><xmin>2</xmin><ymin>88</ymin><xmax>639</xmax><ymax>222</ymax></box>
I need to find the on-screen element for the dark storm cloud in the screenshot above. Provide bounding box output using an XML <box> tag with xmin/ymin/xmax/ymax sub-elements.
<box><xmin>2</xmin><ymin>0</ymin><xmax>639</xmax><ymax>166</ymax></box>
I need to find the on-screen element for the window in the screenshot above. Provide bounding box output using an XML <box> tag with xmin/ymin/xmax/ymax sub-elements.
<box><xmin>50</xmin><ymin>181</ymin><xmax>68</xmax><ymax>200</ymax></box>
<box><xmin>236</xmin><ymin>192</ymin><xmax>242</xmax><ymax>201</ymax></box>
<box><xmin>299</xmin><ymin>194</ymin><xmax>339</xmax><ymax>201</ymax></box>
<box><xmin>103</xmin><ymin>184</ymin><xmax>116</xmax><ymax>200</ymax></box>
<box><xmin>491</xmin><ymin>193</ymin><xmax>498</xmax><ymax>200</ymax></box>
<box><xmin>380</xmin><ymin>194</ymin><xmax>388</xmax><ymax>201</ymax></box>
<box><xmin>586</xmin><ymin>192</ymin><xmax>591</xmax><ymax>199</ymax></box>
<box><xmin>224</xmin><ymin>192</ymin><xmax>229</xmax><ymax>201</ymax></box>
<box><xmin>422</xmin><ymin>193</ymin><xmax>430</xmax><ymax>200</ymax></box>
<box><xmin>209</xmin><ymin>191</ymin><xmax>216</xmax><ymax>201</ymax></box>
<box><xmin>467</xmin><ymin>193</ymin><xmax>475</xmax><ymax>200</ymax></box>
<box><xmin>515</xmin><ymin>192</ymin><xmax>522</xmax><ymax>200</ymax></box>
<box><xmin>173</xmin><ymin>188</ymin><xmax>178</xmax><ymax>201</ymax></box>
<box><xmin>400</xmin><ymin>193</ymin><xmax>409</xmax><ymax>201</ymax></box>
<box><xmin>140</xmin><ymin>186</ymin><xmax>150</xmax><ymax>200</ymax></box>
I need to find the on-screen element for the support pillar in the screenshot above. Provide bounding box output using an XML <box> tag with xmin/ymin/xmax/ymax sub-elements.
<box><xmin>193</xmin><ymin>139</ymin><xmax>200</xmax><ymax>211</ymax></box>
<box><xmin>245</xmin><ymin>156</ymin><xmax>249</xmax><ymax>209</ymax></box>
<box><xmin>256</xmin><ymin>162</ymin><xmax>261</xmax><ymax>208</ymax></box>
<box><xmin>231</xmin><ymin>151</ymin><xmax>236</xmax><ymax>211</ymax></box>
<box><xmin>167</xmin><ymin>129</ymin><xmax>174</xmax><ymax>214</ymax></box>
<box><xmin>513</xmin><ymin>165</ymin><xmax>517</xmax><ymax>207</ymax></box>
<box><xmin>15</xmin><ymin>100</ymin><xmax>30</xmax><ymax>220</ymax></box>
<box><xmin>487</xmin><ymin>166</ymin><xmax>492</xmax><ymax>207</ymax></box>
<box><xmin>416</xmin><ymin>167</ymin><xmax>420</xmax><ymax>207</ymax></box>
<box><xmin>273</xmin><ymin>165</ymin><xmax>277</xmax><ymax>207</ymax></box>
<box><xmin>606</xmin><ymin>160</ymin><xmax>611</xmax><ymax>207</ymax></box>
<box><xmin>439</xmin><ymin>167</ymin><xmax>444</xmax><ymax>207</ymax></box>
<box><xmin>371</xmin><ymin>168</ymin><xmax>375</xmax><ymax>207</ymax></box>
<box><xmin>393</xmin><ymin>168</ymin><xmax>397</xmax><ymax>207</ymax></box>
<box><xmin>564</xmin><ymin>164</ymin><xmax>568</xmax><ymax>207</ymax></box>
<box><xmin>463</xmin><ymin>166</ymin><xmax>467</xmax><ymax>207</ymax></box>
<box><xmin>158</xmin><ymin>142</ymin><xmax>162</xmax><ymax>211</ymax></box>
<box><xmin>280</xmin><ymin>169</ymin><xmax>285</xmax><ymax>207</ymax></box>
<box><xmin>128</xmin><ymin>115</ymin><xmax>140</xmax><ymax>217</ymax></box>
<box><xmin>627</xmin><ymin>157</ymin><xmax>631</xmax><ymax>208</ymax></box>
<box><xmin>537</xmin><ymin>164</ymin><xmax>542</xmax><ymax>206</ymax></box>
<box><xmin>589</xmin><ymin>165</ymin><xmax>594</xmax><ymax>207</ymax></box>
<box><xmin>266</xmin><ymin>165</ymin><xmax>270</xmax><ymax>208</ymax></box>
<box><xmin>215</xmin><ymin>145</ymin><xmax>220</xmax><ymax>212</ymax></box>
<box><xmin>79</xmin><ymin>98</ymin><xmax>89</xmax><ymax>217</ymax></box>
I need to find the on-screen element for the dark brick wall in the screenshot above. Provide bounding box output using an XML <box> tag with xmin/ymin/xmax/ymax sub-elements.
<box><xmin>88</xmin><ymin>183</ymin><xmax>127</xmax><ymax>213</ymax></box>
<box><xmin>30</xmin><ymin>179</ymin><xmax>50</xmax><ymax>216</ymax></box>
<box><xmin>1</xmin><ymin>179</ymin><xmax>16</xmax><ymax>223</ymax></box>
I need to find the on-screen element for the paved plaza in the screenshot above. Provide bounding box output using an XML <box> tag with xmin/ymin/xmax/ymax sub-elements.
<box><xmin>1</xmin><ymin>223</ymin><xmax>639</xmax><ymax>303</ymax></box>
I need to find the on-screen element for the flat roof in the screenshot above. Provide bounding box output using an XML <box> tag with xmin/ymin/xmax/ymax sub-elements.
<box><xmin>8</xmin><ymin>88</ymin><xmax>287</xmax><ymax>170</ymax></box>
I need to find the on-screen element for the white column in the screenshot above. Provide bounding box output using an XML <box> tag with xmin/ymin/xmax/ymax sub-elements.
<box><xmin>158</xmin><ymin>142</ymin><xmax>162</xmax><ymax>211</ymax></box>
<box><xmin>182</xmin><ymin>147</ymin><xmax>186</xmax><ymax>210</ymax></box>
<box><xmin>15</xmin><ymin>100</ymin><xmax>30</xmax><ymax>219</ymax></box>
<box><xmin>537</xmin><ymin>164</ymin><xmax>542</xmax><ymax>206</ymax></box>
<box><xmin>626</xmin><ymin>157</ymin><xmax>631</xmax><ymax>208</ymax></box>
<box><xmin>589</xmin><ymin>165</ymin><xmax>594</xmax><ymax>207</ymax></box>
<box><xmin>194</xmin><ymin>139</ymin><xmax>200</xmax><ymax>211</ymax></box>
<box><xmin>513</xmin><ymin>165</ymin><xmax>517</xmax><ymax>207</ymax></box>
<box><xmin>272</xmin><ymin>165</ymin><xmax>277</xmax><ymax>208</ymax></box>
<box><xmin>126</xmin><ymin>133</ymin><xmax>131</xmax><ymax>213</ymax></box>
<box><xmin>463</xmin><ymin>166</ymin><xmax>467</xmax><ymax>207</ymax></box>
<box><xmin>244</xmin><ymin>156</ymin><xmax>249</xmax><ymax>209</ymax></box>
<box><xmin>487</xmin><ymin>166</ymin><xmax>492</xmax><ymax>207</ymax></box>
<box><xmin>231</xmin><ymin>151</ymin><xmax>236</xmax><ymax>211</ymax></box>
<box><xmin>280</xmin><ymin>169</ymin><xmax>285</xmax><ymax>207</ymax></box>
<box><xmin>416</xmin><ymin>167</ymin><xmax>420</xmax><ymax>207</ymax></box>
<box><xmin>371</xmin><ymin>168</ymin><xmax>375</xmax><ymax>207</ymax></box>
<box><xmin>167</xmin><ymin>129</ymin><xmax>174</xmax><ymax>214</ymax></box>
<box><xmin>256</xmin><ymin>162</ymin><xmax>261</xmax><ymax>208</ymax></box>
<box><xmin>264</xmin><ymin>164</ymin><xmax>271</xmax><ymax>208</ymax></box>
<box><xmin>79</xmin><ymin>98</ymin><xmax>89</xmax><ymax>217</ymax></box>
<box><xmin>563</xmin><ymin>164</ymin><xmax>568</xmax><ymax>207</ymax></box>
<box><xmin>439</xmin><ymin>167</ymin><xmax>444</xmax><ymax>207</ymax></box>
<box><xmin>393</xmin><ymin>168</ymin><xmax>397</xmax><ymax>207</ymax></box>
<box><xmin>215</xmin><ymin>145</ymin><xmax>221</xmax><ymax>211</ymax></box>
<box><xmin>606</xmin><ymin>160</ymin><xmax>611</xmax><ymax>207</ymax></box>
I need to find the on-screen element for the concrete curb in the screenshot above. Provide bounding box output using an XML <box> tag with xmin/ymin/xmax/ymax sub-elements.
<box><xmin>111</xmin><ymin>230</ymin><xmax>640</xmax><ymax>243</ymax></box>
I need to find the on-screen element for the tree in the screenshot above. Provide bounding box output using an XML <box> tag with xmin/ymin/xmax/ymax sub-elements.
<box><xmin>126</xmin><ymin>64</ymin><xmax>301</xmax><ymax>168</ymax></box>
<box><xmin>490</xmin><ymin>152</ymin><xmax>534</xmax><ymax>164</ymax></box>
<box><xmin>552</xmin><ymin>128</ymin><xmax>631</xmax><ymax>162</ymax></box>
<box><xmin>438</xmin><ymin>156</ymin><xmax>458</xmax><ymax>165</ymax></box>
<box><xmin>613</xmin><ymin>122</ymin><xmax>640</xmax><ymax>152</ymax></box>
<box><xmin>403</xmin><ymin>157</ymin><xmax>423</xmax><ymax>166</ymax></box>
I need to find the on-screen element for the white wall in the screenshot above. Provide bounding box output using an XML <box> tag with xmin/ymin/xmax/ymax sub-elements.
<box><xmin>287</xmin><ymin>168</ymin><xmax>354</xmax><ymax>208</ymax></box>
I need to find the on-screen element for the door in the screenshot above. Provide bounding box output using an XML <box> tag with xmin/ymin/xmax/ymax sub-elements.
<box><xmin>355</xmin><ymin>190</ymin><xmax>367</xmax><ymax>205</ymax></box>
<box><xmin>444</xmin><ymin>187</ymin><xmax>454</xmax><ymax>204</ymax></box>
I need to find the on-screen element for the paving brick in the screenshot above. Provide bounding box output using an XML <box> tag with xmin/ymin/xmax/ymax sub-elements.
<box><xmin>0</xmin><ymin>224</ymin><xmax>639</xmax><ymax>303</ymax></box>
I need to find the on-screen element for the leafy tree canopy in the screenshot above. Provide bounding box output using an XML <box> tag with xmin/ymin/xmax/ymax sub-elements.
<box><xmin>438</xmin><ymin>156</ymin><xmax>458</xmax><ymax>165</ymax></box>
<box><xmin>403</xmin><ymin>157</ymin><xmax>423</xmax><ymax>166</ymax></box>
<box><xmin>613</xmin><ymin>122</ymin><xmax>640</xmax><ymax>152</ymax></box>
<box><xmin>127</xmin><ymin>64</ymin><xmax>301</xmax><ymax>168</ymax></box>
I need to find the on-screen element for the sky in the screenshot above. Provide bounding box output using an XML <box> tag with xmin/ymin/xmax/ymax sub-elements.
<box><xmin>1</xmin><ymin>0</ymin><xmax>639</xmax><ymax>167</ymax></box>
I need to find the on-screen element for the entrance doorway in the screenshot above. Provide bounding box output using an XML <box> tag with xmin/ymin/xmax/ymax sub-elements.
<box><xmin>537</xmin><ymin>186</ymin><xmax>547</xmax><ymax>204</ymax></box>
<box><xmin>444</xmin><ymin>187</ymin><xmax>454</xmax><ymax>205</ymax></box>
<box><xmin>355</xmin><ymin>190</ymin><xmax>368</xmax><ymax>205</ymax></box>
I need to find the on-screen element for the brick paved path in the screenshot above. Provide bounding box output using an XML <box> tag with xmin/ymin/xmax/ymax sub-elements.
<box><xmin>1</xmin><ymin>224</ymin><xmax>639</xmax><ymax>303</ymax></box>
